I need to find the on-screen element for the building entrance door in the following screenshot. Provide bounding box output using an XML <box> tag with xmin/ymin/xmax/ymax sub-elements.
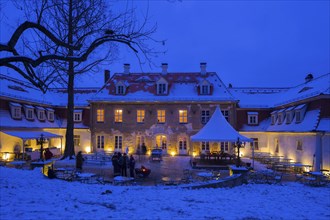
<box><xmin>155</xmin><ymin>135</ymin><xmax>167</xmax><ymax>154</ymax></box>
<box><xmin>178</xmin><ymin>137</ymin><xmax>188</xmax><ymax>155</ymax></box>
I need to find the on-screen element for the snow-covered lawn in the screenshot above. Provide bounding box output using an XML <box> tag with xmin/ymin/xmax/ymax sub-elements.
<box><xmin>1</xmin><ymin>166</ymin><xmax>329</xmax><ymax>220</ymax></box>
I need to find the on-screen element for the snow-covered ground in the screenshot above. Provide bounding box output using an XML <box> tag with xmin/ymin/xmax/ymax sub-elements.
<box><xmin>1</xmin><ymin>165</ymin><xmax>330</xmax><ymax>220</ymax></box>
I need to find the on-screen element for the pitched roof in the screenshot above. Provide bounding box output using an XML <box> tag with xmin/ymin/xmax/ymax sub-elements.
<box><xmin>91</xmin><ymin>72</ymin><xmax>236</xmax><ymax>102</ymax></box>
<box><xmin>191</xmin><ymin>106</ymin><xmax>252</xmax><ymax>142</ymax></box>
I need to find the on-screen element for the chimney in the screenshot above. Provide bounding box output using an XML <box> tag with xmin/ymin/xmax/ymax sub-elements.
<box><xmin>161</xmin><ymin>63</ymin><xmax>168</xmax><ymax>75</ymax></box>
<box><xmin>305</xmin><ymin>73</ymin><xmax>313</xmax><ymax>83</ymax></box>
<box><xmin>200</xmin><ymin>62</ymin><xmax>207</xmax><ymax>75</ymax></box>
<box><xmin>104</xmin><ymin>70</ymin><xmax>110</xmax><ymax>83</ymax></box>
<box><xmin>123</xmin><ymin>63</ymin><xmax>130</xmax><ymax>74</ymax></box>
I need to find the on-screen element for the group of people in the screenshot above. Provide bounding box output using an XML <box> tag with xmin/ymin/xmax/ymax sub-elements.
<box><xmin>75</xmin><ymin>150</ymin><xmax>138</xmax><ymax>178</ymax></box>
<box><xmin>111</xmin><ymin>152</ymin><xmax>136</xmax><ymax>178</ymax></box>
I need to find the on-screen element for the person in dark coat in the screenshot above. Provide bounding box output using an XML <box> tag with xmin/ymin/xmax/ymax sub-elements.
<box><xmin>119</xmin><ymin>153</ymin><xmax>128</xmax><ymax>177</ymax></box>
<box><xmin>141</xmin><ymin>143</ymin><xmax>147</xmax><ymax>155</ymax></box>
<box><xmin>129</xmin><ymin>154</ymin><xmax>136</xmax><ymax>178</ymax></box>
<box><xmin>76</xmin><ymin>151</ymin><xmax>84</xmax><ymax>171</ymax></box>
<box><xmin>112</xmin><ymin>152</ymin><xmax>121</xmax><ymax>177</ymax></box>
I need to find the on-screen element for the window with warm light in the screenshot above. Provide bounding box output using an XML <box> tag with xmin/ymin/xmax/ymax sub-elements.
<box><xmin>74</xmin><ymin>135</ymin><xmax>80</xmax><ymax>146</ymax></box>
<box><xmin>137</xmin><ymin>110</ymin><xmax>145</xmax><ymax>123</ymax></box>
<box><xmin>115</xmin><ymin>135</ymin><xmax>122</xmax><ymax>150</ymax></box>
<box><xmin>96</xmin><ymin>109</ymin><xmax>104</xmax><ymax>122</ymax></box>
<box><xmin>179</xmin><ymin>110</ymin><xmax>188</xmax><ymax>123</ymax></box>
<box><xmin>114</xmin><ymin>109</ymin><xmax>123</xmax><ymax>123</ymax></box>
<box><xmin>97</xmin><ymin>135</ymin><xmax>104</xmax><ymax>148</ymax></box>
<box><xmin>157</xmin><ymin>110</ymin><xmax>166</xmax><ymax>123</ymax></box>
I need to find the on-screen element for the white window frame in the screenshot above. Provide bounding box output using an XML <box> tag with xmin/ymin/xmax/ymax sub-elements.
<box><xmin>157</xmin><ymin>83</ymin><xmax>167</xmax><ymax>95</ymax></box>
<box><xmin>47</xmin><ymin>111</ymin><xmax>54</xmax><ymax>121</ymax></box>
<box><xmin>74</xmin><ymin>111</ymin><xmax>82</xmax><ymax>122</ymax></box>
<box><xmin>10</xmin><ymin>103</ymin><xmax>22</xmax><ymax>119</ymax></box>
<box><xmin>115</xmin><ymin>135</ymin><xmax>122</xmax><ymax>150</ymax></box>
<box><xmin>37</xmin><ymin>109</ymin><xmax>46</xmax><ymax>121</ymax></box>
<box><xmin>201</xmin><ymin>110</ymin><xmax>210</xmax><ymax>124</ymax></box>
<box><xmin>221</xmin><ymin>110</ymin><xmax>229</xmax><ymax>122</ymax></box>
<box><xmin>178</xmin><ymin>137</ymin><xmax>187</xmax><ymax>150</ymax></box>
<box><xmin>271</xmin><ymin>114</ymin><xmax>276</xmax><ymax>125</ymax></box>
<box><xmin>220</xmin><ymin>142</ymin><xmax>229</xmax><ymax>152</ymax></box>
<box><xmin>201</xmin><ymin>85</ymin><xmax>210</xmax><ymax>95</ymax></box>
<box><xmin>116</xmin><ymin>85</ymin><xmax>125</xmax><ymax>95</ymax></box>
<box><xmin>201</xmin><ymin>141</ymin><xmax>210</xmax><ymax>151</ymax></box>
<box><xmin>248</xmin><ymin>112</ymin><xmax>258</xmax><ymax>125</ymax></box>
<box><xmin>26</xmin><ymin>108</ymin><xmax>34</xmax><ymax>120</ymax></box>
<box><xmin>97</xmin><ymin>135</ymin><xmax>104</xmax><ymax>149</ymax></box>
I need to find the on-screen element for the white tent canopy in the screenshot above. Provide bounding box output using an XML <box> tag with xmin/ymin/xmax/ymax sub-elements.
<box><xmin>191</xmin><ymin>106</ymin><xmax>252</xmax><ymax>142</ymax></box>
<box><xmin>2</xmin><ymin>130</ymin><xmax>62</xmax><ymax>141</ymax></box>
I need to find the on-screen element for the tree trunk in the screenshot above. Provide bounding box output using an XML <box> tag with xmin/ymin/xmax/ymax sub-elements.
<box><xmin>62</xmin><ymin>0</ymin><xmax>75</xmax><ymax>159</ymax></box>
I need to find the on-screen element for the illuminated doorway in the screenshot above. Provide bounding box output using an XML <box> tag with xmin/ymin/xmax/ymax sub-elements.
<box><xmin>155</xmin><ymin>135</ymin><xmax>167</xmax><ymax>153</ymax></box>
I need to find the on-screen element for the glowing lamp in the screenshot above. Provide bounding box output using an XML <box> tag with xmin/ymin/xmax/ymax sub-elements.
<box><xmin>171</xmin><ymin>151</ymin><xmax>176</xmax><ymax>157</ymax></box>
<box><xmin>85</xmin><ymin>146</ymin><xmax>91</xmax><ymax>154</ymax></box>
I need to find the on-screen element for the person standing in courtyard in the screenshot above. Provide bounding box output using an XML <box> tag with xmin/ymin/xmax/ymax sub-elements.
<box><xmin>76</xmin><ymin>151</ymin><xmax>84</xmax><ymax>171</ymax></box>
<box><xmin>119</xmin><ymin>153</ymin><xmax>128</xmax><ymax>177</ymax></box>
<box><xmin>129</xmin><ymin>154</ymin><xmax>136</xmax><ymax>178</ymax></box>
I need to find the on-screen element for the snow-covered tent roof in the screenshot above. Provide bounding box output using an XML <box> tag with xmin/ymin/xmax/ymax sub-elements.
<box><xmin>2</xmin><ymin>130</ymin><xmax>62</xmax><ymax>140</ymax></box>
<box><xmin>191</xmin><ymin>106</ymin><xmax>252</xmax><ymax>142</ymax></box>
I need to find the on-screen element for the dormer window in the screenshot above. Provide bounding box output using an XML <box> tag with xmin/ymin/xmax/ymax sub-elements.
<box><xmin>277</xmin><ymin>109</ymin><xmax>286</xmax><ymax>125</ymax></box>
<box><xmin>199</xmin><ymin>80</ymin><xmax>211</xmax><ymax>95</ymax></box>
<box><xmin>156</xmin><ymin>77</ymin><xmax>168</xmax><ymax>95</ymax></box>
<box><xmin>10</xmin><ymin>102</ymin><xmax>22</xmax><ymax>119</ymax></box>
<box><xmin>285</xmin><ymin>107</ymin><xmax>295</xmax><ymax>124</ymax></box>
<box><xmin>115</xmin><ymin>81</ymin><xmax>126</xmax><ymax>95</ymax></box>
<box><xmin>271</xmin><ymin>110</ymin><xmax>278</xmax><ymax>125</ymax></box>
<box><xmin>24</xmin><ymin>105</ymin><xmax>34</xmax><ymax>120</ymax></box>
<box><xmin>248</xmin><ymin>112</ymin><xmax>258</xmax><ymax>125</ymax></box>
<box><xmin>294</xmin><ymin>104</ymin><xmax>306</xmax><ymax>123</ymax></box>
<box><xmin>74</xmin><ymin>110</ymin><xmax>82</xmax><ymax>122</ymax></box>
<box><xmin>46</xmin><ymin>108</ymin><xmax>55</xmax><ymax>121</ymax></box>
<box><xmin>35</xmin><ymin>106</ymin><xmax>46</xmax><ymax>121</ymax></box>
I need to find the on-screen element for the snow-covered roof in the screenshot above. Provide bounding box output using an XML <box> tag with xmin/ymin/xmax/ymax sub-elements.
<box><xmin>1</xmin><ymin>130</ymin><xmax>62</xmax><ymax>140</ymax></box>
<box><xmin>0</xmin><ymin>74</ymin><xmax>97</xmax><ymax>107</ymax></box>
<box><xmin>191</xmin><ymin>106</ymin><xmax>252</xmax><ymax>142</ymax></box>
<box><xmin>229</xmin><ymin>73</ymin><xmax>330</xmax><ymax>108</ymax></box>
<box><xmin>90</xmin><ymin>72</ymin><xmax>236</xmax><ymax>103</ymax></box>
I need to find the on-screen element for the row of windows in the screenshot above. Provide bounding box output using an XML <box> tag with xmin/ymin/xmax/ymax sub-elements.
<box><xmin>10</xmin><ymin>103</ymin><xmax>55</xmax><ymax>122</ymax></box>
<box><xmin>96</xmin><ymin>109</ymin><xmax>229</xmax><ymax>124</ymax></box>
<box><xmin>115</xmin><ymin>80</ymin><xmax>212</xmax><ymax>95</ymax></box>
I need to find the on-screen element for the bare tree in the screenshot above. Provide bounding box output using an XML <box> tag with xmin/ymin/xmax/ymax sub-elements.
<box><xmin>0</xmin><ymin>0</ymin><xmax>161</xmax><ymax>159</ymax></box>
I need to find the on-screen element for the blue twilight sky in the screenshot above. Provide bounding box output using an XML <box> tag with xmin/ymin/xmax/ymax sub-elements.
<box><xmin>0</xmin><ymin>0</ymin><xmax>329</xmax><ymax>88</ymax></box>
